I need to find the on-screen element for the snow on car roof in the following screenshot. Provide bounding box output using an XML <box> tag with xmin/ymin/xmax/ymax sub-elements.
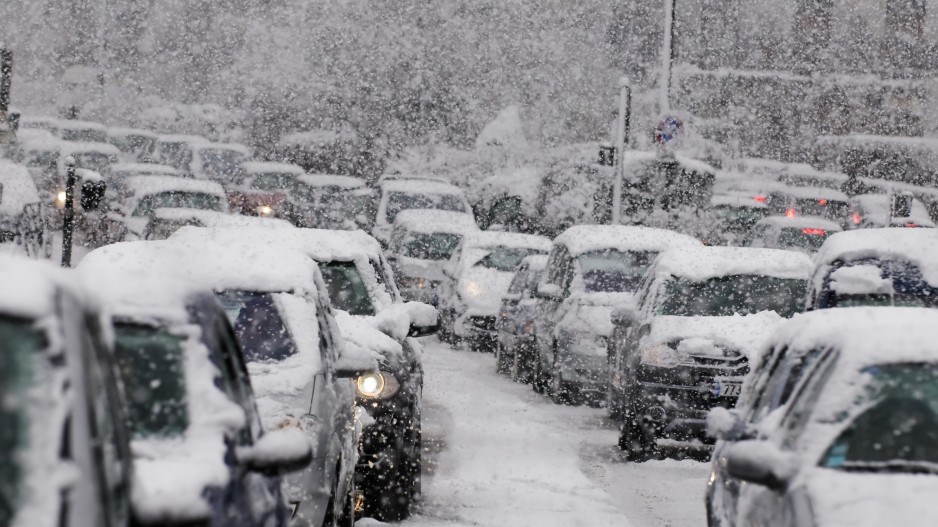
<box><xmin>768</xmin><ymin>185</ymin><xmax>849</xmax><ymax>201</ymax></box>
<box><xmin>814</xmin><ymin>228</ymin><xmax>938</xmax><ymax>285</ymax></box>
<box><xmin>111</xmin><ymin>163</ymin><xmax>181</xmax><ymax>176</ymax></box>
<box><xmin>79</xmin><ymin>239</ymin><xmax>320</xmax><ymax>294</ymax></box>
<box><xmin>57</xmin><ymin>120</ymin><xmax>106</xmax><ymax>132</ymax></box>
<box><xmin>171</xmin><ymin>226</ymin><xmax>382</xmax><ymax>263</ymax></box>
<box><xmin>654</xmin><ymin>246</ymin><xmax>812</xmax><ymax>281</ymax></box>
<box><xmin>393</xmin><ymin>209</ymin><xmax>479</xmax><ymax>234</ymax></box>
<box><xmin>107</xmin><ymin>127</ymin><xmax>158</xmax><ymax>139</ymax></box>
<box><xmin>78</xmin><ymin>267</ymin><xmax>208</xmax><ymax>323</ymax></box>
<box><xmin>0</xmin><ymin>160</ymin><xmax>41</xmax><ymax>216</ymax></box>
<box><xmin>58</xmin><ymin>141</ymin><xmax>121</xmax><ymax>157</ymax></box>
<box><xmin>463</xmin><ymin>230</ymin><xmax>552</xmax><ymax>252</ymax></box>
<box><xmin>756</xmin><ymin>215</ymin><xmax>844</xmax><ymax>231</ymax></box>
<box><xmin>19</xmin><ymin>116</ymin><xmax>62</xmax><ymax>128</ymax></box>
<box><xmin>297</xmin><ymin>174</ymin><xmax>367</xmax><ymax>188</ymax></box>
<box><xmin>851</xmin><ymin>194</ymin><xmax>935</xmax><ymax>227</ymax></box>
<box><xmin>123</xmin><ymin>175</ymin><xmax>226</xmax><ymax>198</ymax></box>
<box><xmin>241</xmin><ymin>161</ymin><xmax>304</xmax><ymax>175</ymax></box>
<box><xmin>0</xmin><ymin>255</ymin><xmax>67</xmax><ymax>318</ymax></box>
<box><xmin>553</xmin><ymin>225</ymin><xmax>701</xmax><ymax>257</ymax></box>
<box><xmin>152</xmin><ymin>208</ymin><xmax>293</xmax><ymax>230</ymax></box>
<box><xmin>157</xmin><ymin>134</ymin><xmax>209</xmax><ymax>144</ymax></box>
<box><xmin>381</xmin><ymin>178</ymin><xmax>465</xmax><ymax>195</ymax></box>
<box><xmin>194</xmin><ymin>142</ymin><xmax>251</xmax><ymax>155</ymax></box>
<box><xmin>621</xmin><ymin>150</ymin><xmax>717</xmax><ymax>176</ymax></box>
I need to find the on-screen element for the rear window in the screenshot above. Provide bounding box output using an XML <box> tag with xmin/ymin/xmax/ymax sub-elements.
<box><xmin>578</xmin><ymin>249</ymin><xmax>656</xmax><ymax>293</ymax></box>
<box><xmin>402</xmin><ymin>232</ymin><xmax>462</xmax><ymax>261</ymax></box>
<box><xmin>777</xmin><ymin>227</ymin><xmax>831</xmax><ymax>251</ymax></box>
<box><xmin>385</xmin><ymin>191</ymin><xmax>467</xmax><ymax>223</ymax></box>
<box><xmin>659</xmin><ymin>275</ymin><xmax>807</xmax><ymax>318</ymax></box>
<box><xmin>319</xmin><ymin>261</ymin><xmax>376</xmax><ymax>316</ymax></box>
<box><xmin>133</xmin><ymin>192</ymin><xmax>223</xmax><ymax>216</ymax></box>
<box><xmin>475</xmin><ymin>247</ymin><xmax>545</xmax><ymax>272</ymax></box>
<box><xmin>217</xmin><ymin>291</ymin><xmax>299</xmax><ymax>362</ymax></box>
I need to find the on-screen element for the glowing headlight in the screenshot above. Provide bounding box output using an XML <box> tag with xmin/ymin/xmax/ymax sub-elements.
<box><xmin>54</xmin><ymin>190</ymin><xmax>67</xmax><ymax>209</ymax></box>
<box><xmin>639</xmin><ymin>343</ymin><xmax>687</xmax><ymax>368</ymax></box>
<box><xmin>464</xmin><ymin>281</ymin><xmax>484</xmax><ymax>298</ymax></box>
<box><xmin>256</xmin><ymin>204</ymin><xmax>274</xmax><ymax>217</ymax></box>
<box><xmin>355</xmin><ymin>372</ymin><xmax>400</xmax><ymax>400</ymax></box>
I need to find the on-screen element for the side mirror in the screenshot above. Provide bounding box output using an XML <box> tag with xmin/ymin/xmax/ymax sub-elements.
<box><xmin>405</xmin><ymin>301</ymin><xmax>439</xmax><ymax>337</ymax></box>
<box><xmin>706</xmin><ymin>407</ymin><xmax>753</xmax><ymax>441</ymax></box>
<box><xmin>725</xmin><ymin>440</ymin><xmax>796</xmax><ymax>491</ymax></box>
<box><xmin>80</xmin><ymin>179</ymin><xmax>107</xmax><ymax>211</ymax></box>
<box><xmin>237</xmin><ymin>428</ymin><xmax>313</xmax><ymax>476</ymax></box>
<box><xmin>536</xmin><ymin>283</ymin><xmax>563</xmax><ymax>301</ymax></box>
<box><xmin>611</xmin><ymin>306</ymin><xmax>639</xmax><ymax>328</ymax></box>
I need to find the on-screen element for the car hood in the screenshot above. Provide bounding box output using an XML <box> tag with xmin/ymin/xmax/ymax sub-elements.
<box><xmin>644</xmin><ymin>311</ymin><xmax>785</xmax><ymax>362</ymax></box>
<box><xmin>560</xmin><ymin>292</ymin><xmax>636</xmax><ymax>337</ymax></box>
<box><xmin>458</xmin><ymin>267</ymin><xmax>515</xmax><ymax>314</ymax></box>
<box><xmin>805</xmin><ymin>468</ymin><xmax>938</xmax><ymax>527</ymax></box>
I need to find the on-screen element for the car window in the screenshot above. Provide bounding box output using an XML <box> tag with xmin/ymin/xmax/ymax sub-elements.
<box><xmin>778</xmin><ymin>351</ymin><xmax>839</xmax><ymax>450</ymax></box>
<box><xmin>657</xmin><ymin>275</ymin><xmax>806</xmax><ymax>318</ymax></box>
<box><xmin>402</xmin><ymin>232</ymin><xmax>463</xmax><ymax>261</ymax></box>
<box><xmin>319</xmin><ymin>261</ymin><xmax>377</xmax><ymax>316</ymax></box>
<box><xmin>507</xmin><ymin>265</ymin><xmax>530</xmax><ymax>295</ymax></box>
<box><xmin>213</xmin><ymin>317</ymin><xmax>263</xmax><ymax>443</ymax></box>
<box><xmin>747</xmin><ymin>348</ymin><xmax>824</xmax><ymax>424</ymax></box>
<box><xmin>133</xmin><ymin>192</ymin><xmax>223</xmax><ymax>216</ymax></box>
<box><xmin>250</xmin><ymin>173</ymin><xmax>297</xmax><ymax>192</ymax></box>
<box><xmin>576</xmin><ymin>249</ymin><xmax>657</xmax><ymax>293</ymax></box>
<box><xmin>385</xmin><ymin>191</ymin><xmax>468</xmax><ymax>223</ymax></box>
<box><xmin>777</xmin><ymin>227</ymin><xmax>831</xmax><ymax>251</ymax></box>
<box><xmin>474</xmin><ymin>247</ymin><xmax>544</xmax><ymax>272</ymax></box>
<box><xmin>216</xmin><ymin>291</ymin><xmax>299</xmax><ymax>363</ymax></box>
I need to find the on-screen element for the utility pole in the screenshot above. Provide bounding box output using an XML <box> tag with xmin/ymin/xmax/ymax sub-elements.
<box><xmin>660</xmin><ymin>0</ymin><xmax>677</xmax><ymax>114</ymax></box>
<box><xmin>612</xmin><ymin>76</ymin><xmax>632</xmax><ymax>225</ymax></box>
<box><xmin>0</xmin><ymin>48</ymin><xmax>15</xmax><ymax>144</ymax></box>
<box><xmin>61</xmin><ymin>158</ymin><xmax>78</xmax><ymax>267</ymax></box>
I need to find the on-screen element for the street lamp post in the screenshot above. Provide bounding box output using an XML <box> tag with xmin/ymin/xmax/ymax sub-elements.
<box><xmin>61</xmin><ymin>157</ymin><xmax>78</xmax><ymax>267</ymax></box>
<box><xmin>660</xmin><ymin>0</ymin><xmax>677</xmax><ymax>114</ymax></box>
<box><xmin>612</xmin><ymin>76</ymin><xmax>632</xmax><ymax>225</ymax></box>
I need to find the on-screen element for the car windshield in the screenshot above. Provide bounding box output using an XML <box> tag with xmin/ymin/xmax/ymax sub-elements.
<box><xmin>158</xmin><ymin>142</ymin><xmax>191</xmax><ymax>169</ymax></box>
<box><xmin>111</xmin><ymin>134</ymin><xmax>155</xmax><ymax>155</ymax></box>
<box><xmin>73</xmin><ymin>152</ymin><xmax>113</xmax><ymax>173</ymax></box>
<box><xmin>578</xmin><ymin>249</ymin><xmax>657</xmax><ymax>293</ymax></box>
<box><xmin>717</xmin><ymin>206</ymin><xmax>768</xmax><ymax>234</ymax></box>
<box><xmin>402</xmin><ymin>232</ymin><xmax>462</xmax><ymax>261</ymax></box>
<box><xmin>200</xmin><ymin>149</ymin><xmax>246</xmax><ymax>180</ymax></box>
<box><xmin>821</xmin><ymin>363</ymin><xmax>938</xmax><ymax>473</ymax></box>
<box><xmin>250</xmin><ymin>173</ymin><xmax>298</xmax><ymax>192</ymax></box>
<box><xmin>385</xmin><ymin>191</ymin><xmax>467</xmax><ymax>223</ymax></box>
<box><xmin>0</xmin><ymin>316</ymin><xmax>44</xmax><ymax>526</ymax></box>
<box><xmin>475</xmin><ymin>247</ymin><xmax>544</xmax><ymax>272</ymax></box>
<box><xmin>216</xmin><ymin>291</ymin><xmax>299</xmax><ymax>362</ymax></box>
<box><xmin>60</xmin><ymin>129</ymin><xmax>107</xmax><ymax>143</ymax></box>
<box><xmin>659</xmin><ymin>275</ymin><xmax>806</xmax><ymax>317</ymax></box>
<box><xmin>133</xmin><ymin>191</ymin><xmax>223</xmax><ymax>216</ymax></box>
<box><xmin>319</xmin><ymin>261</ymin><xmax>376</xmax><ymax>316</ymax></box>
<box><xmin>777</xmin><ymin>227</ymin><xmax>831</xmax><ymax>251</ymax></box>
<box><xmin>112</xmin><ymin>323</ymin><xmax>189</xmax><ymax>438</ymax></box>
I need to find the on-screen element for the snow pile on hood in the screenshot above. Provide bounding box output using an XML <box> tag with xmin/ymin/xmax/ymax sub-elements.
<box><xmin>645</xmin><ymin>311</ymin><xmax>786</xmax><ymax>362</ymax></box>
<box><xmin>828</xmin><ymin>265</ymin><xmax>893</xmax><ymax>295</ymax></box>
<box><xmin>463</xmin><ymin>230</ymin><xmax>552</xmax><ymax>253</ymax></box>
<box><xmin>334</xmin><ymin>310</ymin><xmax>400</xmax><ymax>367</ymax></box>
<box><xmin>368</xmin><ymin>301</ymin><xmax>439</xmax><ymax>341</ymax></box>
<box><xmin>0</xmin><ymin>160</ymin><xmax>41</xmax><ymax>216</ymax></box>
<box><xmin>474</xmin><ymin>105</ymin><xmax>528</xmax><ymax>150</ymax></box>
<box><xmin>393</xmin><ymin>209</ymin><xmax>479</xmax><ymax>235</ymax></box>
<box><xmin>814</xmin><ymin>228</ymin><xmax>938</xmax><ymax>286</ymax></box>
<box><xmin>554</xmin><ymin>225</ymin><xmax>701</xmax><ymax>256</ymax></box>
<box><xmin>655</xmin><ymin>246</ymin><xmax>812</xmax><ymax>282</ymax></box>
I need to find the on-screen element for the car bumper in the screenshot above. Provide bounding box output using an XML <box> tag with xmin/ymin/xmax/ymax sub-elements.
<box><xmin>557</xmin><ymin>353</ymin><xmax>608</xmax><ymax>393</ymax></box>
<box><xmin>635</xmin><ymin>380</ymin><xmax>741</xmax><ymax>441</ymax></box>
<box><xmin>355</xmin><ymin>392</ymin><xmax>419</xmax><ymax>487</ymax></box>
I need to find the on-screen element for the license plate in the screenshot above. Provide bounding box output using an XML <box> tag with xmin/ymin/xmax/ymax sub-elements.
<box><xmin>712</xmin><ymin>379</ymin><xmax>742</xmax><ymax>397</ymax></box>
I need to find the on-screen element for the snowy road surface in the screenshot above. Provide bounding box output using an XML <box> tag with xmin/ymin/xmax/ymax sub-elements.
<box><xmin>393</xmin><ymin>338</ymin><xmax>709</xmax><ymax>527</ymax></box>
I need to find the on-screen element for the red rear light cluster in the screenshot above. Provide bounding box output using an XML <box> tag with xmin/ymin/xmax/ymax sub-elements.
<box><xmin>785</xmin><ymin>208</ymin><xmax>796</xmax><ymax>218</ymax></box>
<box><xmin>817</xmin><ymin>198</ymin><xmax>828</xmax><ymax>205</ymax></box>
<box><xmin>852</xmin><ymin>213</ymin><xmax>861</xmax><ymax>225</ymax></box>
<box><xmin>802</xmin><ymin>228</ymin><xmax>827</xmax><ymax>236</ymax></box>
<box><xmin>906</xmin><ymin>223</ymin><xmax>920</xmax><ymax>228</ymax></box>
<box><xmin>754</xmin><ymin>195</ymin><xmax>766</xmax><ymax>203</ymax></box>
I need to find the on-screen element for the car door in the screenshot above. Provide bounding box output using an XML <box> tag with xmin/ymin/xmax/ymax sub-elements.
<box><xmin>498</xmin><ymin>264</ymin><xmax>530</xmax><ymax>343</ymax></box>
<box><xmin>534</xmin><ymin>246</ymin><xmax>567</xmax><ymax>366</ymax></box>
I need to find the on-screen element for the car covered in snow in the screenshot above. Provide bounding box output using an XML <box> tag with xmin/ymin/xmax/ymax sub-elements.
<box><xmin>0</xmin><ymin>160</ymin><xmax>43</xmax><ymax>253</ymax></box>
<box><xmin>609</xmin><ymin>246</ymin><xmax>811</xmax><ymax>460</ymax></box>
<box><xmin>371</xmin><ymin>177</ymin><xmax>473</xmax><ymax>247</ymax></box>
<box><xmin>7</xmin><ymin>128</ymin><xmax>63</xmax><ymax>182</ymax></box>
<box><xmin>744</xmin><ymin>215</ymin><xmax>842</xmax><ymax>253</ymax></box>
<box><xmin>152</xmin><ymin>134</ymin><xmax>209</xmax><ymax>173</ymax></box>
<box><xmin>531</xmin><ymin>225</ymin><xmax>702</xmax><ymax>404</ymax></box>
<box><xmin>106</xmin><ymin>127</ymin><xmax>158</xmax><ymax>162</ymax></box>
<box><xmin>78</xmin><ymin>267</ymin><xmax>309</xmax><ymax>527</ymax></box>
<box><xmin>57</xmin><ymin>140</ymin><xmax>120</xmax><ymax>177</ymax></box>
<box><xmin>438</xmin><ymin>230</ymin><xmax>551</xmax><ymax>351</ymax></box>
<box><xmin>170</xmin><ymin>226</ymin><xmax>438</xmax><ymax>522</ymax></box>
<box><xmin>113</xmin><ymin>175</ymin><xmax>228</xmax><ymax>239</ymax></box>
<box><xmin>0</xmin><ymin>255</ymin><xmax>133</xmax><ymax>527</ymax></box>
<box><xmin>145</xmin><ymin>207</ymin><xmax>293</xmax><ymax>240</ymax></box>
<box><xmin>284</xmin><ymin>174</ymin><xmax>373</xmax><ymax>231</ymax></box>
<box><xmin>705</xmin><ymin>194</ymin><xmax>769</xmax><ymax>246</ymax></box>
<box><xmin>495</xmin><ymin>254</ymin><xmax>548</xmax><ymax>383</ymax></box>
<box><xmin>190</xmin><ymin>142</ymin><xmax>250</xmax><ymax>184</ymax></box>
<box><xmin>851</xmin><ymin>192</ymin><xmax>935</xmax><ymax>229</ymax></box>
<box><xmin>719</xmin><ymin>307</ymin><xmax>938</xmax><ymax>527</ymax></box>
<box><xmin>227</xmin><ymin>161</ymin><xmax>305</xmax><ymax>218</ymax></box>
<box><xmin>806</xmin><ymin>228</ymin><xmax>938</xmax><ymax>310</ymax></box>
<box><xmin>107</xmin><ymin>162</ymin><xmax>185</xmax><ymax>196</ymax></box>
<box><xmin>387</xmin><ymin>209</ymin><xmax>479</xmax><ymax>304</ymax></box>
<box><xmin>764</xmin><ymin>185</ymin><xmax>853</xmax><ymax>230</ymax></box>
<box><xmin>17</xmin><ymin>115</ymin><xmax>63</xmax><ymax>135</ymax></box>
<box><xmin>55</xmin><ymin>120</ymin><xmax>108</xmax><ymax>144</ymax></box>
<box><xmin>81</xmin><ymin>239</ymin><xmax>375</xmax><ymax>527</ymax></box>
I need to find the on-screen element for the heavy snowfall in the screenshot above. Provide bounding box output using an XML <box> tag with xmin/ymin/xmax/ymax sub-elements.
<box><xmin>3</xmin><ymin>2</ymin><xmax>938</xmax><ymax>527</ymax></box>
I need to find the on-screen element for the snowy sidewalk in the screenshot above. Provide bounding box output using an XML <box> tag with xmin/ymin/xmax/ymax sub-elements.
<box><xmin>400</xmin><ymin>339</ymin><xmax>629</xmax><ymax>527</ymax></box>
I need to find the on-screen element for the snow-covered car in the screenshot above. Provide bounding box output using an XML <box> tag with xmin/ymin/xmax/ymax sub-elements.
<box><xmin>532</xmin><ymin>225</ymin><xmax>702</xmax><ymax>404</ymax></box>
<box><xmin>55</xmin><ymin>119</ymin><xmax>108</xmax><ymax>144</ymax></box>
<box><xmin>18</xmin><ymin>115</ymin><xmax>63</xmax><ymax>135</ymax></box>
<box><xmin>190</xmin><ymin>142</ymin><xmax>250</xmax><ymax>184</ymax></box>
<box><xmin>387</xmin><ymin>209</ymin><xmax>479</xmax><ymax>304</ymax></box>
<box><xmin>764</xmin><ymin>186</ymin><xmax>853</xmax><ymax>230</ymax></box>
<box><xmin>7</xmin><ymin>128</ymin><xmax>62</xmax><ymax>183</ymax></box>
<box><xmin>106</xmin><ymin>127</ymin><xmax>158</xmax><ymax>162</ymax></box>
<box><xmin>609</xmin><ymin>246</ymin><xmax>811</xmax><ymax>460</ymax></box>
<box><xmin>285</xmin><ymin>174</ymin><xmax>373</xmax><ymax>230</ymax></box>
<box><xmin>0</xmin><ymin>160</ymin><xmax>43</xmax><ymax>253</ymax></box>
<box><xmin>81</xmin><ymin>239</ymin><xmax>375</xmax><ymax>527</ymax></box>
<box><xmin>372</xmin><ymin>177</ymin><xmax>473</xmax><ymax>247</ymax></box>
<box><xmin>227</xmin><ymin>161</ymin><xmax>304</xmax><ymax>217</ymax></box>
<box><xmin>851</xmin><ymin>192</ymin><xmax>935</xmax><ymax>228</ymax></box>
<box><xmin>78</xmin><ymin>267</ymin><xmax>309</xmax><ymax>527</ymax></box>
<box><xmin>439</xmin><ymin>230</ymin><xmax>551</xmax><ymax>351</ymax></box>
<box><xmin>57</xmin><ymin>140</ymin><xmax>120</xmax><ymax>177</ymax></box>
<box><xmin>113</xmin><ymin>175</ymin><xmax>228</xmax><ymax>239</ymax></box>
<box><xmin>494</xmin><ymin>254</ymin><xmax>548</xmax><ymax>383</ymax></box>
<box><xmin>706</xmin><ymin>194</ymin><xmax>769</xmax><ymax>246</ymax></box>
<box><xmin>744</xmin><ymin>215</ymin><xmax>842</xmax><ymax>253</ymax></box>
<box><xmin>170</xmin><ymin>226</ymin><xmax>437</xmax><ymax>521</ymax></box>
<box><xmin>145</xmin><ymin>207</ymin><xmax>293</xmax><ymax>240</ymax></box>
<box><xmin>0</xmin><ymin>255</ymin><xmax>133</xmax><ymax>527</ymax></box>
<box><xmin>806</xmin><ymin>228</ymin><xmax>938</xmax><ymax>310</ymax></box>
<box><xmin>108</xmin><ymin>162</ymin><xmax>185</xmax><ymax>196</ymax></box>
<box><xmin>721</xmin><ymin>307</ymin><xmax>938</xmax><ymax>527</ymax></box>
<box><xmin>152</xmin><ymin>134</ymin><xmax>209</xmax><ymax>173</ymax></box>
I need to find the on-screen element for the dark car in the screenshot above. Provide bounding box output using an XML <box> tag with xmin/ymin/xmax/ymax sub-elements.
<box><xmin>807</xmin><ymin>228</ymin><xmax>938</xmax><ymax>310</ymax></box>
<box><xmin>495</xmin><ymin>254</ymin><xmax>548</xmax><ymax>383</ymax></box>
<box><xmin>609</xmin><ymin>247</ymin><xmax>811</xmax><ymax>461</ymax></box>
<box><xmin>0</xmin><ymin>255</ymin><xmax>133</xmax><ymax>527</ymax></box>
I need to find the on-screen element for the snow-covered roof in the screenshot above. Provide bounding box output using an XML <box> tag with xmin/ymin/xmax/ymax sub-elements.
<box><xmin>123</xmin><ymin>175</ymin><xmax>226</xmax><ymax>198</ymax></box>
<box><xmin>195</xmin><ymin>142</ymin><xmax>251</xmax><ymax>156</ymax></box>
<box><xmin>157</xmin><ymin>134</ymin><xmax>209</xmax><ymax>144</ymax></box>
<box><xmin>58</xmin><ymin>141</ymin><xmax>121</xmax><ymax>157</ymax></box>
<box><xmin>381</xmin><ymin>178</ymin><xmax>465</xmax><ymax>195</ymax></box>
<box><xmin>463</xmin><ymin>230</ymin><xmax>552</xmax><ymax>252</ymax></box>
<box><xmin>814</xmin><ymin>228</ymin><xmax>938</xmax><ymax>285</ymax></box>
<box><xmin>393</xmin><ymin>209</ymin><xmax>479</xmax><ymax>234</ymax></box>
<box><xmin>711</xmin><ymin>194</ymin><xmax>768</xmax><ymax>208</ymax></box>
<box><xmin>851</xmin><ymin>194</ymin><xmax>935</xmax><ymax>227</ymax></box>
<box><xmin>0</xmin><ymin>254</ymin><xmax>65</xmax><ymax>318</ymax></box>
<box><xmin>756</xmin><ymin>215</ymin><xmax>843</xmax><ymax>231</ymax></box>
<box><xmin>79</xmin><ymin>268</ymin><xmax>207</xmax><ymax>324</ymax></box>
<box><xmin>768</xmin><ymin>185</ymin><xmax>849</xmax><ymax>201</ymax></box>
<box><xmin>278</xmin><ymin>129</ymin><xmax>355</xmax><ymax>147</ymax></box>
<box><xmin>19</xmin><ymin>116</ymin><xmax>62</xmax><ymax>129</ymax></box>
<box><xmin>654</xmin><ymin>246</ymin><xmax>813</xmax><ymax>282</ymax></box>
<box><xmin>57</xmin><ymin>120</ymin><xmax>106</xmax><ymax>132</ymax></box>
<box><xmin>14</xmin><ymin>129</ymin><xmax>61</xmax><ymax>148</ymax></box>
<box><xmin>79</xmin><ymin>239</ymin><xmax>320</xmax><ymax>294</ymax></box>
<box><xmin>111</xmin><ymin>163</ymin><xmax>182</xmax><ymax>176</ymax></box>
<box><xmin>171</xmin><ymin>226</ymin><xmax>382</xmax><ymax>263</ymax></box>
<box><xmin>152</xmin><ymin>208</ymin><xmax>293</xmax><ymax>230</ymax></box>
<box><xmin>107</xmin><ymin>127</ymin><xmax>157</xmax><ymax>139</ymax></box>
<box><xmin>0</xmin><ymin>160</ymin><xmax>41</xmax><ymax>216</ymax></box>
<box><xmin>553</xmin><ymin>225</ymin><xmax>701</xmax><ymax>257</ymax></box>
<box><xmin>241</xmin><ymin>161</ymin><xmax>304</xmax><ymax>175</ymax></box>
<box><xmin>297</xmin><ymin>174</ymin><xmax>366</xmax><ymax>188</ymax></box>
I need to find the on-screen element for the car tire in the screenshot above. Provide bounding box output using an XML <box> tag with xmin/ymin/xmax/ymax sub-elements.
<box><xmin>618</xmin><ymin>407</ymin><xmax>655</xmax><ymax>462</ymax></box>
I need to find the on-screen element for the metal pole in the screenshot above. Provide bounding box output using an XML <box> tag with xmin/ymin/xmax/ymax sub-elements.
<box><xmin>61</xmin><ymin>157</ymin><xmax>77</xmax><ymax>267</ymax></box>
<box><xmin>660</xmin><ymin>0</ymin><xmax>676</xmax><ymax>114</ymax></box>
<box><xmin>612</xmin><ymin>76</ymin><xmax>631</xmax><ymax>225</ymax></box>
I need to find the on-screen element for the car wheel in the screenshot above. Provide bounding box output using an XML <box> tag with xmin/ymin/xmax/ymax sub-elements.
<box><xmin>618</xmin><ymin>407</ymin><xmax>655</xmax><ymax>462</ymax></box>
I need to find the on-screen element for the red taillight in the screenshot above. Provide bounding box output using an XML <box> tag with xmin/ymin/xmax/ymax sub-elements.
<box><xmin>802</xmin><ymin>228</ymin><xmax>826</xmax><ymax>236</ymax></box>
<box><xmin>785</xmin><ymin>208</ymin><xmax>796</xmax><ymax>218</ymax></box>
<box><xmin>754</xmin><ymin>195</ymin><xmax>766</xmax><ymax>203</ymax></box>
<box><xmin>817</xmin><ymin>198</ymin><xmax>828</xmax><ymax>205</ymax></box>
<box><xmin>852</xmin><ymin>212</ymin><xmax>861</xmax><ymax>225</ymax></box>
<box><xmin>906</xmin><ymin>223</ymin><xmax>920</xmax><ymax>228</ymax></box>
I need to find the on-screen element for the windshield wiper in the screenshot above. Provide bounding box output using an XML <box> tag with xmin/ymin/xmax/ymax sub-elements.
<box><xmin>839</xmin><ymin>460</ymin><xmax>938</xmax><ymax>475</ymax></box>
